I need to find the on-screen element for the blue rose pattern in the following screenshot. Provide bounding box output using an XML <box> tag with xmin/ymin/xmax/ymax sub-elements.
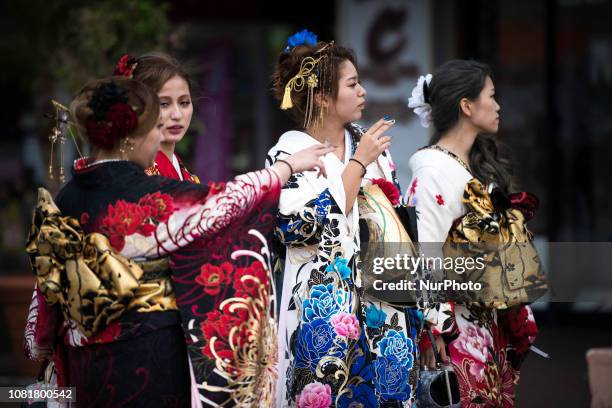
<box><xmin>374</xmin><ymin>356</ymin><xmax>411</xmax><ymax>401</ymax></box>
<box><xmin>325</xmin><ymin>256</ymin><xmax>352</xmax><ymax>280</ymax></box>
<box><xmin>379</xmin><ymin>329</ymin><xmax>414</xmax><ymax>368</ymax></box>
<box><xmin>294</xmin><ymin>318</ymin><xmax>342</xmax><ymax>371</ymax></box>
<box><xmin>302</xmin><ymin>283</ymin><xmax>349</xmax><ymax>322</ymax></box>
<box><xmin>365</xmin><ymin>304</ymin><xmax>387</xmax><ymax>328</ymax></box>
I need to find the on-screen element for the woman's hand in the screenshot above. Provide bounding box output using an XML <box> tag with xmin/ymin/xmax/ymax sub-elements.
<box><xmin>420</xmin><ymin>334</ymin><xmax>450</xmax><ymax>368</ymax></box>
<box><xmin>353</xmin><ymin>118</ymin><xmax>394</xmax><ymax>166</ymax></box>
<box><xmin>272</xmin><ymin>144</ymin><xmax>335</xmax><ymax>183</ymax></box>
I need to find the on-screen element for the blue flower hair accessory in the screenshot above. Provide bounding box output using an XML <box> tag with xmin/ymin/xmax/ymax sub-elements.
<box><xmin>284</xmin><ymin>29</ymin><xmax>318</xmax><ymax>52</ymax></box>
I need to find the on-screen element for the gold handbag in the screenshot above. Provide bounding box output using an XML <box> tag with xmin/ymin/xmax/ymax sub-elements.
<box><xmin>358</xmin><ymin>184</ymin><xmax>419</xmax><ymax>304</ymax></box>
<box><xmin>442</xmin><ymin>178</ymin><xmax>548</xmax><ymax>308</ymax></box>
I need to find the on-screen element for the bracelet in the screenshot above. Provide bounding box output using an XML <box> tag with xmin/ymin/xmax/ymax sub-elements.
<box><xmin>276</xmin><ymin>159</ymin><xmax>294</xmax><ymax>174</ymax></box>
<box><xmin>348</xmin><ymin>158</ymin><xmax>367</xmax><ymax>177</ymax></box>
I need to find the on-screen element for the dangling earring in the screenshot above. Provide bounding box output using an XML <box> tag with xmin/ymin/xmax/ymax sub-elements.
<box><xmin>120</xmin><ymin>137</ymin><xmax>133</xmax><ymax>160</ymax></box>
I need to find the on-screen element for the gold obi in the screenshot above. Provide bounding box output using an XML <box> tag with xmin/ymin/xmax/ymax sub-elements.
<box><xmin>443</xmin><ymin>179</ymin><xmax>548</xmax><ymax>308</ymax></box>
<box><xmin>26</xmin><ymin>188</ymin><xmax>177</xmax><ymax>337</ymax></box>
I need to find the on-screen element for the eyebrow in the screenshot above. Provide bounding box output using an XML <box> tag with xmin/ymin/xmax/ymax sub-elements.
<box><xmin>345</xmin><ymin>75</ymin><xmax>358</xmax><ymax>82</ymax></box>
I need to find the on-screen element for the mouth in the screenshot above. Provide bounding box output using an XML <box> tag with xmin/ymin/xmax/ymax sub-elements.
<box><xmin>166</xmin><ymin>125</ymin><xmax>184</xmax><ymax>135</ymax></box>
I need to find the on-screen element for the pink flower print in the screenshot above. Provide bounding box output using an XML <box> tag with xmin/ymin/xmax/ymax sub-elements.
<box><xmin>297</xmin><ymin>382</ymin><xmax>332</xmax><ymax>408</ymax></box>
<box><xmin>330</xmin><ymin>312</ymin><xmax>360</xmax><ymax>340</ymax></box>
<box><xmin>435</xmin><ymin>194</ymin><xmax>445</xmax><ymax>206</ymax></box>
<box><xmin>454</xmin><ymin>324</ymin><xmax>493</xmax><ymax>378</ymax></box>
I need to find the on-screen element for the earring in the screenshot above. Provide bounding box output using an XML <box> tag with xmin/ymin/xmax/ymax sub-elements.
<box><xmin>119</xmin><ymin>137</ymin><xmax>132</xmax><ymax>160</ymax></box>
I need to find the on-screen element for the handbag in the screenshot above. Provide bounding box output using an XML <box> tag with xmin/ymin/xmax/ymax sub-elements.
<box><xmin>358</xmin><ymin>183</ymin><xmax>421</xmax><ymax>305</ymax></box>
<box><xmin>442</xmin><ymin>178</ymin><xmax>548</xmax><ymax>308</ymax></box>
<box><xmin>416</xmin><ymin>329</ymin><xmax>461</xmax><ymax>408</ymax></box>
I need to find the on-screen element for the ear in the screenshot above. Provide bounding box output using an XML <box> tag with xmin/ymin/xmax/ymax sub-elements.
<box><xmin>459</xmin><ymin>98</ymin><xmax>472</xmax><ymax>117</ymax></box>
<box><xmin>315</xmin><ymin>92</ymin><xmax>329</xmax><ymax>109</ymax></box>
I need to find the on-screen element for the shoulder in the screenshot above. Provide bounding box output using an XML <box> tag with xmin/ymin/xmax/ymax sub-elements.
<box><xmin>266</xmin><ymin>130</ymin><xmax>317</xmax><ymax>164</ymax></box>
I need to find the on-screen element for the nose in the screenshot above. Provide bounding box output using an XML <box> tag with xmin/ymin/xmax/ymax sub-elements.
<box><xmin>495</xmin><ymin>100</ymin><xmax>501</xmax><ymax>112</ymax></box>
<box><xmin>170</xmin><ymin>103</ymin><xmax>183</xmax><ymax>120</ymax></box>
<box><xmin>358</xmin><ymin>83</ymin><xmax>367</xmax><ymax>97</ymax></box>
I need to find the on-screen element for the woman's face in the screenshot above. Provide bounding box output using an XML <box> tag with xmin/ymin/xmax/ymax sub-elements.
<box><xmin>130</xmin><ymin>121</ymin><xmax>163</xmax><ymax>168</ymax></box>
<box><xmin>469</xmin><ymin>76</ymin><xmax>500</xmax><ymax>134</ymax></box>
<box><xmin>158</xmin><ymin>75</ymin><xmax>193</xmax><ymax>145</ymax></box>
<box><xmin>326</xmin><ymin>60</ymin><xmax>367</xmax><ymax>124</ymax></box>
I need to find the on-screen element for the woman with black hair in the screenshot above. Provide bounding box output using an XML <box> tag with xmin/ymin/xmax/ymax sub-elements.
<box><xmin>406</xmin><ymin>59</ymin><xmax>538</xmax><ymax>407</ymax></box>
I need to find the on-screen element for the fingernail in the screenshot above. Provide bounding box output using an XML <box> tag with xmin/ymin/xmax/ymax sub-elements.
<box><xmin>383</xmin><ymin>114</ymin><xmax>392</xmax><ymax>121</ymax></box>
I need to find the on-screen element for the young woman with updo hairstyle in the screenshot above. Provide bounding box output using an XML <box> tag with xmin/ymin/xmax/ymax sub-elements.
<box><xmin>406</xmin><ymin>59</ymin><xmax>539</xmax><ymax>407</ymax></box>
<box><xmin>114</xmin><ymin>52</ymin><xmax>199</xmax><ymax>182</ymax></box>
<box><xmin>24</xmin><ymin>76</ymin><xmax>332</xmax><ymax>406</ymax></box>
<box><xmin>266</xmin><ymin>31</ymin><xmax>422</xmax><ymax>407</ymax></box>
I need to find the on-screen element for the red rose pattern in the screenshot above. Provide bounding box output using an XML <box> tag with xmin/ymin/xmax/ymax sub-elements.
<box><xmin>99</xmin><ymin>192</ymin><xmax>176</xmax><ymax>251</ymax></box>
<box><xmin>371</xmin><ymin>178</ymin><xmax>401</xmax><ymax>206</ymax></box>
<box><xmin>436</xmin><ymin>194</ymin><xmax>445</xmax><ymax>206</ymax></box>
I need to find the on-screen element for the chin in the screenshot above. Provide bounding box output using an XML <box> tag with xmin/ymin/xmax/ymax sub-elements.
<box><xmin>161</xmin><ymin>133</ymin><xmax>185</xmax><ymax>144</ymax></box>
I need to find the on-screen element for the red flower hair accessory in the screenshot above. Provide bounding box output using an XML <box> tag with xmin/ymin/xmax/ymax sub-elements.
<box><xmin>371</xmin><ymin>178</ymin><xmax>401</xmax><ymax>206</ymax></box>
<box><xmin>113</xmin><ymin>54</ymin><xmax>138</xmax><ymax>78</ymax></box>
<box><xmin>85</xmin><ymin>81</ymin><xmax>139</xmax><ymax>149</ymax></box>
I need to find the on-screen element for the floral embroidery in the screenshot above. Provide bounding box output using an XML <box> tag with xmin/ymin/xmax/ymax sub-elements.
<box><xmin>137</xmin><ymin>191</ymin><xmax>174</xmax><ymax>223</ymax></box>
<box><xmin>195</xmin><ymin>262</ymin><xmax>232</xmax><ymax>296</ymax></box>
<box><xmin>325</xmin><ymin>257</ymin><xmax>351</xmax><ymax>280</ymax></box>
<box><xmin>302</xmin><ymin>283</ymin><xmax>349</xmax><ymax>322</ymax></box>
<box><xmin>330</xmin><ymin>312</ymin><xmax>360</xmax><ymax>340</ymax></box>
<box><xmin>435</xmin><ymin>194</ymin><xmax>445</xmax><ymax>206</ymax></box>
<box><xmin>80</xmin><ymin>212</ymin><xmax>90</xmax><ymax>225</ymax></box>
<box><xmin>365</xmin><ymin>304</ymin><xmax>387</xmax><ymax>328</ymax></box>
<box><xmin>371</xmin><ymin>178</ymin><xmax>400</xmax><ymax>206</ymax></box>
<box><xmin>297</xmin><ymin>381</ymin><xmax>332</xmax><ymax>408</ymax></box>
<box><xmin>99</xmin><ymin>192</ymin><xmax>177</xmax><ymax>250</ymax></box>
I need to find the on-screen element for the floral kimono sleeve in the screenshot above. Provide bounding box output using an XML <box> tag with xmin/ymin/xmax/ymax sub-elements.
<box><xmin>266</xmin><ymin>151</ymin><xmax>346</xmax><ymax>249</ymax></box>
<box><xmin>406</xmin><ymin>166</ymin><xmax>457</xmax><ymax>335</ymax></box>
<box><xmin>115</xmin><ymin>168</ymin><xmax>283</xmax><ymax>259</ymax></box>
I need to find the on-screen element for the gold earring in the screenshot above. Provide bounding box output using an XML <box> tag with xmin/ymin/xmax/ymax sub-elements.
<box><xmin>119</xmin><ymin>137</ymin><xmax>130</xmax><ymax>159</ymax></box>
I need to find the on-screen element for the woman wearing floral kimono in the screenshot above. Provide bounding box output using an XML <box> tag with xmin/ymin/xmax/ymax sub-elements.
<box><xmin>405</xmin><ymin>60</ymin><xmax>538</xmax><ymax>407</ymax></box>
<box><xmin>266</xmin><ymin>31</ymin><xmax>422</xmax><ymax>407</ymax></box>
<box><xmin>114</xmin><ymin>52</ymin><xmax>200</xmax><ymax>182</ymax></box>
<box><xmin>24</xmin><ymin>77</ymin><xmax>332</xmax><ymax>407</ymax></box>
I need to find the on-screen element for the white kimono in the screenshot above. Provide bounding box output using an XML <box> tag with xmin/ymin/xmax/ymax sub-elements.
<box><xmin>266</xmin><ymin>124</ymin><xmax>421</xmax><ymax>408</ymax></box>
<box><xmin>406</xmin><ymin>146</ymin><xmax>538</xmax><ymax>408</ymax></box>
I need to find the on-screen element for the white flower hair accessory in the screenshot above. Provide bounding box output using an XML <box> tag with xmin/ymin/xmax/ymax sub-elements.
<box><xmin>408</xmin><ymin>74</ymin><xmax>433</xmax><ymax>128</ymax></box>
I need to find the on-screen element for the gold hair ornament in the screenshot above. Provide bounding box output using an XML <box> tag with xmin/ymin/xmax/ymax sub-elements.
<box><xmin>280</xmin><ymin>42</ymin><xmax>334</xmax><ymax>129</ymax></box>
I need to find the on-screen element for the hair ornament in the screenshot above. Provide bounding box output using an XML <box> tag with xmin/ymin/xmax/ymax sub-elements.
<box><xmin>85</xmin><ymin>81</ymin><xmax>138</xmax><ymax>150</ymax></box>
<box><xmin>284</xmin><ymin>29</ymin><xmax>318</xmax><ymax>52</ymax></box>
<box><xmin>114</xmin><ymin>54</ymin><xmax>139</xmax><ymax>78</ymax></box>
<box><xmin>408</xmin><ymin>73</ymin><xmax>433</xmax><ymax>128</ymax></box>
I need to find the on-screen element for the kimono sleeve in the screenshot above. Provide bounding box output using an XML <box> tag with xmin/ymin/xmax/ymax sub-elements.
<box><xmin>265</xmin><ymin>150</ymin><xmax>346</xmax><ymax>248</ymax></box>
<box><xmin>124</xmin><ymin>168</ymin><xmax>283</xmax><ymax>258</ymax></box>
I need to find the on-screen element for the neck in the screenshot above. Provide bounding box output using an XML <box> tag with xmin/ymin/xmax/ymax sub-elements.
<box><xmin>93</xmin><ymin>149</ymin><xmax>121</xmax><ymax>162</ymax></box>
<box><xmin>306</xmin><ymin>118</ymin><xmax>345</xmax><ymax>146</ymax></box>
<box><xmin>160</xmin><ymin>142</ymin><xmax>175</xmax><ymax>160</ymax></box>
<box><xmin>436</xmin><ymin>122</ymin><xmax>478</xmax><ymax>164</ymax></box>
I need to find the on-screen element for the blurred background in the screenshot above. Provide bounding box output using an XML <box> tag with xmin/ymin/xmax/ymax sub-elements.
<box><xmin>1</xmin><ymin>0</ymin><xmax>611</xmax><ymax>406</ymax></box>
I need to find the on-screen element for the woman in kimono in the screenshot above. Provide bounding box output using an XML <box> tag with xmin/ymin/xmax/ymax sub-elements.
<box><xmin>405</xmin><ymin>59</ymin><xmax>538</xmax><ymax>407</ymax></box>
<box><xmin>266</xmin><ymin>30</ymin><xmax>422</xmax><ymax>407</ymax></box>
<box><xmin>24</xmin><ymin>76</ymin><xmax>332</xmax><ymax>407</ymax></box>
<box><xmin>114</xmin><ymin>52</ymin><xmax>199</xmax><ymax>182</ymax></box>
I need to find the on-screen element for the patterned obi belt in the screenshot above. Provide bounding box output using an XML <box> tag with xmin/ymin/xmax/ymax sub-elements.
<box><xmin>26</xmin><ymin>188</ymin><xmax>177</xmax><ymax>338</ymax></box>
